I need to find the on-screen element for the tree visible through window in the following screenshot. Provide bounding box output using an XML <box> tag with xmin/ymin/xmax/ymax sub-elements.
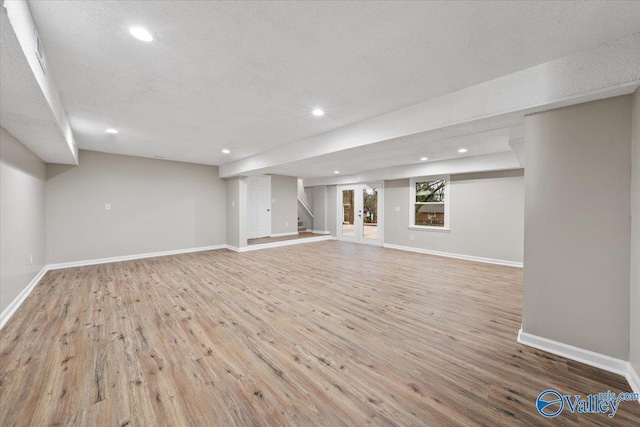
<box><xmin>413</xmin><ymin>179</ymin><xmax>446</xmax><ymax>227</ymax></box>
<box><xmin>363</xmin><ymin>188</ymin><xmax>377</xmax><ymax>224</ymax></box>
<box><xmin>342</xmin><ymin>190</ymin><xmax>354</xmax><ymax>225</ymax></box>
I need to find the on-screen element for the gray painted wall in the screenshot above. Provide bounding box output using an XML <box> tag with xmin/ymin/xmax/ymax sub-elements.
<box><xmin>303</xmin><ymin>186</ymin><xmax>314</xmax><ymax>211</ymax></box>
<box><xmin>46</xmin><ymin>150</ymin><xmax>226</xmax><ymax>263</ymax></box>
<box><xmin>631</xmin><ymin>89</ymin><xmax>640</xmax><ymax>373</ymax></box>
<box><xmin>312</xmin><ymin>185</ymin><xmax>328</xmax><ymax>233</ymax></box>
<box><xmin>326</xmin><ymin>185</ymin><xmax>337</xmax><ymax>236</ymax></box>
<box><xmin>523</xmin><ymin>96</ymin><xmax>632</xmax><ymax>360</ymax></box>
<box><xmin>270</xmin><ymin>175</ymin><xmax>298</xmax><ymax>235</ymax></box>
<box><xmin>226</xmin><ymin>177</ymin><xmax>247</xmax><ymax>248</ymax></box>
<box><xmin>0</xmin><ymin>127</ymin><xmax>46</xmax><ymax>312</ymax></box>
<box><xmin>384</xmin><ymin>170</ymin><xmax>524</xmax><ymax>262</ymax></box>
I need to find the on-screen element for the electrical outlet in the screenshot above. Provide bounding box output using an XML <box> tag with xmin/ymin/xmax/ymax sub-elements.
<box><xmin>105</xmin><ymin>203</ymin><xmax>111</xmax><ymax>211</ymax></box>
<box><xmin>30</xmin><ymin>254</ymin><xmax>33</xmax><ymax>265</ymax></box>
<box><xmin>395</xmin><ymin>206</ymin><xmax>400</xmax><ymax>212</ymax></box>
<box><xmin>410</xmin><ymin>235</ymin><xmax>415</xmax><ymax>241</ymax></box>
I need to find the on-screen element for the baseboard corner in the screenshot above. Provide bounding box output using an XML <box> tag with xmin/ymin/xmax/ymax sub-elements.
<box><xmin>0</xmin><ymin>266</ymin><xmax>48</xmax><ymax>330</ymax></box>
<box><xmin>517</xmin><ymin>328</ymin><xmax>629</xmax><ymax>377</ymax></box>
<box><xmin>626</xmin><ymin>363</ymin><xmax>640</xmax><ymax>396</ymax></box>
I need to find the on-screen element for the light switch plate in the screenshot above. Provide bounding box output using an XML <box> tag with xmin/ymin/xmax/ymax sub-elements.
<box><xmin>105</xmin><ymin>203</ymin><xmax>111</xmax><ymax>211</ymax></box>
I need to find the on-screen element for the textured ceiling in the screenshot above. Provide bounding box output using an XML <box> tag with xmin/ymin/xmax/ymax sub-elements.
<box><xmin>263</xmin><ymin>124</ymin><xmax>521</xmax><ymax>179</ymax></box>
<box><xmin>0</xmin><ymin>7</ymin><xmax>76</xmax><ymax>164</ymax></box>
<box><xmin>27</xmin><ymin>1</ymin><xmax>640</xmax><ymax>169</ymax></box>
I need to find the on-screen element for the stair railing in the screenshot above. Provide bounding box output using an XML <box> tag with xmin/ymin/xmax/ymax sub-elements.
<box><xmin>298</xmin><ymin>197</ymin><xmax>314</xmax><ymax>218</ymax></box>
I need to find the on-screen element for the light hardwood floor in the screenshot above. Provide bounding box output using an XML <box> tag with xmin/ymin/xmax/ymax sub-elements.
<box><xmin>1</xmin><ymin>241</ymin><xmax>638</xmax><ymax>426</ymax></box>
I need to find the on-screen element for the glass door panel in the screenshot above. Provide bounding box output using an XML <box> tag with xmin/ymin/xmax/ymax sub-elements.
<box><xmin>361</xmin><ymin>186</ymin><xmax>379</xmax><ymax>241</ymax></box>
<box><xmin>338</xmin><ymin>183</ymin><xmax>383</xmax><ymax>245</ymax></box>
<box><xmin>341</xmin><ymin>189</ymin><xmax>355</xmax><ymax>237</ymax></box>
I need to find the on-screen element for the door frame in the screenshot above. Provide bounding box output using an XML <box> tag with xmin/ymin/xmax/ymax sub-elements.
<box><xmin>337</xmin><ymin>182</ymin><xmax>384</xmax><ymax>246</ymax></box>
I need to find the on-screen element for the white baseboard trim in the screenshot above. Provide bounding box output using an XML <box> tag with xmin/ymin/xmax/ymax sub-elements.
<box><xmin>518</xmin><ymin>329</ymin><xmax>640</xmax><ymax>400</ymax></box>
<box><xmin>383</xmin><ymin>243</ymin><xmax>523</xmax><ymax>268</ymax></box>
<box><xmin>240</xmin><ymin>235</ymin><xmax>335</xmax><ymax>252</ymax></box>
<box><xmin>517</xmin><ymin>329</ymin><xmax>628</xmax><ymax>376</ymax></box>
<box><xmin>310</xmin><ymin>230</ymin><xmax>331</xmax><ymax>235</ymax></box>
<box><xmin>626</xmin><ymin>363</ymin><xmax>640</xmax><ymax>396</ymax></box>
<box><xmin>0</xmin><ymin>267</ymin><xmax>48</xmax><ymax>330</ymax></box>
<box><xmin>269</xmin><ymin>232</ymin><xmax>299</xmax><ymax>238</ymax></box>
<box><xmin>47</xmin><ymin>244</ymin><xmax>228</xmax><ymax>270</ymax></box>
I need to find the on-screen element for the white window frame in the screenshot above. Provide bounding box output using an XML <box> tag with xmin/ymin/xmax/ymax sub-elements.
<box><xmin>409</xmin><ymin>175</ymin><xmax>450</xmax><ymax>232</ymax></box>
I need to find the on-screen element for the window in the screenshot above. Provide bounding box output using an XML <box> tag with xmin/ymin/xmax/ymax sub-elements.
<box><xmin>409</xmin><ymin>175</ymin><xmax>450</xmax><ymax>230</ymax></box>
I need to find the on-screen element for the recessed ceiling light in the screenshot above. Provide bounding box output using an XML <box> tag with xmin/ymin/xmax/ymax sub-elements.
<box><xmin>129</xmin><ymin>26</ymin><xmax>153</xmax><ymax>42</ymax></box>
<box><xmin>334</xmin><ymin>170</ymin><xmax>340</xmax><ymax>174</ymax></box>
<box><xmin>420</xmin><ymin>157</ymin><xmax>428</xmax><ymax>161</ymax></box>
<box><xmin>105</xmin><ymin>128</ymin><xmax>118</xmax><ymax>134</ymax></box>
<box><xmin>312</xmin><ymin>108</ymin><xmax>325</xmax><ymax>117</ymax></box>
<box><xmin>458</xmin><ymin>148</ymin><xmax>468</xmax><ymax>153</ymax></box>
<box><xmin>222</xmin><ymin>149</ymin><xmax>231</xmax><ymax>154</ymax></box>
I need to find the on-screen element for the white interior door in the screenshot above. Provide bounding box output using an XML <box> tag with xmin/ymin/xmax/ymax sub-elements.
<box><xmin>337</xmin><ymin>183</ymin><xmax>383</xmax><ymax>246</ymax></box>
<box><xmin>247</xmin><ymin>175</ymin><xmax>271</xmax><ymax>239</ymax></box>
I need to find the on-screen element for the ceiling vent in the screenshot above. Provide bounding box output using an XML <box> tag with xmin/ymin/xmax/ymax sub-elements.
<box><xmin>34</xmin><ymin>27</ymin><xmax>46</xmax><ymax>74</ymax></box>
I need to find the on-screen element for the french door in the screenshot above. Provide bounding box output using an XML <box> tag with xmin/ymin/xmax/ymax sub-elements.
<box><xmin>337</xmin><ymin>182</ymin><xmax>383</xmax><ymax>246</ymax></box>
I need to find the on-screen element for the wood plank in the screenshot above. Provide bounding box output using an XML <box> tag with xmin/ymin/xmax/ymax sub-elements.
<box><xmin>0</xmin><ymin>241</ymin><xmax>638</xmax><ymax>426</ymax></box>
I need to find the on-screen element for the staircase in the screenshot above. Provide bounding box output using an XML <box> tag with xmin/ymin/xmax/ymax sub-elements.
<box><xmin>297</xmin><ymin>180</ymin><xmax>314</xmax><ymax>233</ymax></box>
